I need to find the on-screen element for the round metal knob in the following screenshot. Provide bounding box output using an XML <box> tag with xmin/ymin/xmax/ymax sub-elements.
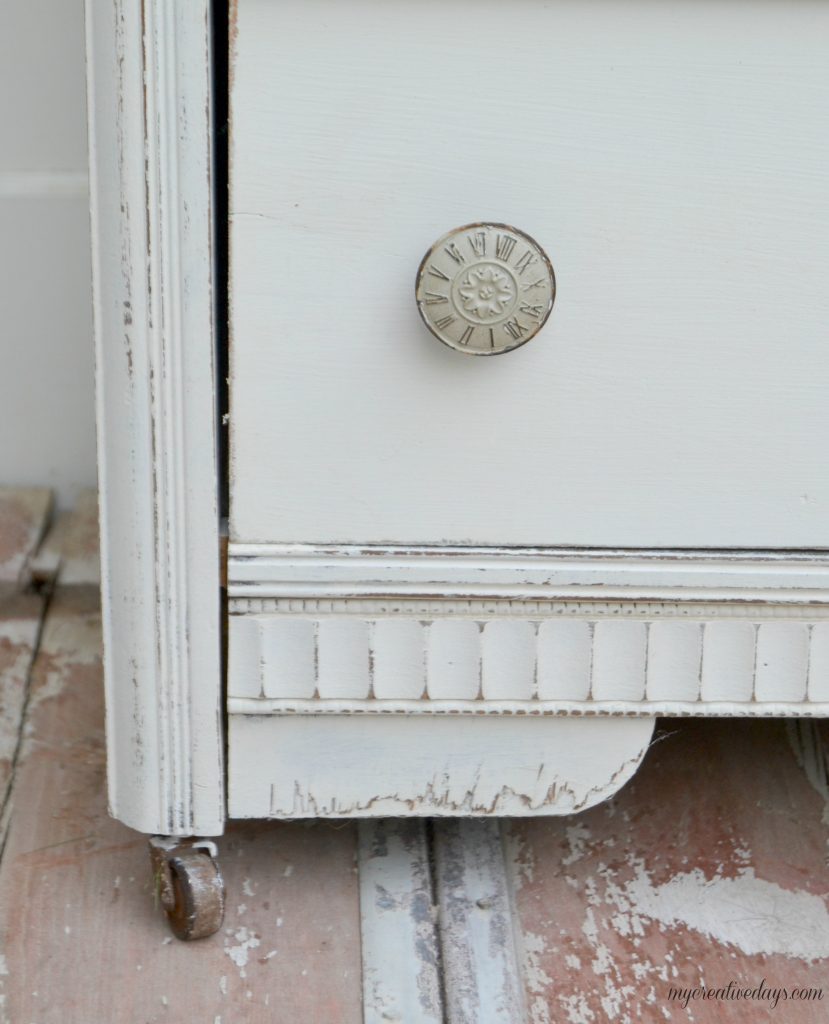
<box><xmin>415</xmin><ymin>223</ymin><xmax>555</xmax><ymax>355</ymax></box>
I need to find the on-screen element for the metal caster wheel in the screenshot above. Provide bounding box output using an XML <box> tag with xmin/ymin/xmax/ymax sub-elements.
<box><xmin>148</xmin><ymin>836</ymin><xmax>225</xmax><ymax>941</ymax></box>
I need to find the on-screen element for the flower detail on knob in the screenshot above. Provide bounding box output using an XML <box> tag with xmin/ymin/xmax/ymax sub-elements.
<box><xmin>416</xmin><ymin>223</ymin><xmax>555</xmax><ymax>354</ymax></box>
<box><xmin>457</xmin><ymin>265</ymin><xmax>515</xmax><ymax>320</ymax></box>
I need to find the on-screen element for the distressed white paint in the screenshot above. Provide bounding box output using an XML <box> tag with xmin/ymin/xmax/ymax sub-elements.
<box><xmin>227</xmin><ymin>547</ymin><xmax>829</xmax><ymax>728</ymax></box>
<box><xmin>226</xmin><ymin>616</ymin><xmax>263</xmax><ymax>700</ymax></box>
<box><xmin>536</xmin><ymin>621</ymin><xmax>592</xmax><ymax>702</ymax></box>
<box><xmin>700</xmin><ymin>620</ymin><xmax>756</xmax><ymax>703</ymax></box>
<box><xmin>317</xmin><ymin>619</ymin><xmax>370</xmax><ymax>699</ymax></box>
<box><xmin>591</xmin><ymin>621</ymin><xmax>647</xmax><ymax>702</ymax></box>
<box><xmin>229</xmin><ymin>606</ymin><xmax>829</xmax><ymax>709</ymax></box>
<box><xmin>359</xmin><ymin>821</ymin><xmax>443</xmax><ymax>1024</ymax></box>
<box><xmin>427</xmin><ymin>620</ymin><xmax>480</xmax><ymax>701</ymax></box>
<box><xmin>645</xmin><ymin>621</ymin><xmax>701</xmax><ymax>702</ymax></box>
<box><xmin>609</xmin><ymin>862</ymin><xmax>829</xmax><ymax>962</ymax></box>
<box><xmin>808</xmin><ymin>623</ymin><xmax>829</xmax><ymax>702</ymax></box>
<box><xmin>85</xmin><ymin>0</ymin><xmax>223</xmax><ymax>834</ymax></box>
<box><xmin>230</xmin><ymin>697</ymin><xmax>829</xmax><ymax>720</ymax></box>
<box><xmin>433</xmin><ymin>821</ymin><xmax>526</xmax><ymax>1023</ymax></box>
<box><xmin>228</xmin><ymin>545</ymin><xmax>829</xmax><ymax>603</ymax></box>
<box><xmin>261</xmin><ymin>618</ymin><xmax>316</xmax><ymax>699</ymax></box>
<box><xmin>481</xmin><ymin>620</ymin><xmax>536</xmax><ymax>701</ymax></box>
<box><xmin>754</xmin><ymin>622</ymin><xmax>810</xmax><ymax>703</ymax></box>
<box><xmin>85</xmin><ymin>0</ymin><xmax>829</xmax><ymax>834</ymax></box>
<box><xmin>230</xmin><ymin>0</ymin><xmax>829</xmax><ymax>550</ymax></box>
<box><xmin>228</xmin><ymin>715</ymin><xmax>655</xmax><ymax>819</ymax></box>
<box><xmin>371</xmin><ymin>619</ymin><xmax>426</xmax><ymax>700</ymax></box>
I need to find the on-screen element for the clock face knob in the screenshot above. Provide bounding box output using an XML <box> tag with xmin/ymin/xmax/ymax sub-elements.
<box><xmin>415</xmin><ymin>223</ymin><xmax>555</xmax><ymax>355</ymax></box>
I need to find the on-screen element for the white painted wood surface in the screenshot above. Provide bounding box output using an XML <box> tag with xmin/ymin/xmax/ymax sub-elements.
<box><xmin>372</xmin><ymin>619</ymin><xmax>426</xmax><ymax>700</ymax></box>
<box><xmin>646</xmin><ymin>621</ymin><xmax>701</xmax><ymax>702</ymax></box>
<box><xmin>230</xmin><ymin>697</ymin><xmax>829</xmax><ymax>720</ymax></box>
<box><xmin>808</xmin><ymin>623</ymin><xmax>829</xmax><ymax>703</ymax></box>
<box><xmin>87</xmin><ymin>0</ymin><xmax>829</xmax><ymax>833</ymax></box>
<box><xmin>228</xmin><ymin>545</ymin><xmax>829</xmax><ymax>603</ymax></box>
<box><xmin>700</xmin><ymin>621</ymin><xmax>756</xmax><ymax>703</ymax></box>
<box><xmin>228</xmin><ymin>715</ymin><xmax>655</xmax><ymax>818</ymax></box>
<box><xmin>536</xmin><ymin>621</ymin><xmax>591</xmax><ymax>701</ymax></box>
<box><xmin>230</xmin><ymin>0</ymin><xmax>829</xmax><ymax>549</ymax></box>
<box><xmin>591</xmin><ymin>620</ymin><xmax>647</xmax><ymax>702</ymax></box>
<box><xmin>228</xmin><ymin>604</ymin><xmax>829</xmax><ymax>710</ymax></box>
<box><xmin>85</xmin><ymin>0</ymin><xmax>224</xmax><ymax>835</ymax></box>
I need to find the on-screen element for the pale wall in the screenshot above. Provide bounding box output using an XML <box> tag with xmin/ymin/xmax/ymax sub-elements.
<box><xmin>0</xmin><ymin>0</ymin><xmax>96</xmax><ymax>507</ymax></box>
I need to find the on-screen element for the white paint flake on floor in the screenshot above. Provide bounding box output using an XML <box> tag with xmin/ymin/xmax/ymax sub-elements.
<box><xmin>604</xmin><ymin>861</ymin><xmax>829</xmax><ymax>962</ymax></box>
<box><xmin>223</xmin><ymin>926</ymin><xmax>261</xmax><ymax>978</ymax></box>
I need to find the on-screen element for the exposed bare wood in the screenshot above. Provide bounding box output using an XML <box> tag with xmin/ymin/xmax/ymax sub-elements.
<box><xmin>0</xmin><ymin>488</ymin><xmax>52</xmax><ymax>592</ymax></box>
<box><xmin>0</xmin><ymin>587</ymin><xmax>363</xmax><ymax>1023</ymax></box>
<box><xmin>0</xmin><ymin>592</ymin><xmax>45</xmax><ymax>850</ymax></box>
<box><xmin>2</xmin><ymin>539</ymin><xmax>828</xmax><ymax>1018</ymax></box>
<box><xmin>505</xmin><ymin>719</ymin><xmax>829</xmax><ymax>1023</ymax></box>
<box><xmin>228</xmin><ymin>715</ymin><xmax>654</xmax><ymax>819</ymax></box>
<box><xmin>30</xmin><ymin>488</ymin><xmax>100</xmax><ymax>587</ymax></box>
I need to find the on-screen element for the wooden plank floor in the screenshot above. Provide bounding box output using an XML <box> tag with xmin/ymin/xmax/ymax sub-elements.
<box><xmin>0</xmin><ymin>494</ymin><xmax>363</xmax><ymax>1023</ymax></box>
<box><xmin>0</xmin><ymin>489</ymin><xmax>827</xmax><ymax>1022</ymax></box>
<box><xmin>0</xmin><ymin>488</ymin><xmax>51</xmax><ymax>592</ymax></box>
<box><xmin>506</xmin><ymin>721</ymin><xmax>829</xmax><ymax>1023</ymax></box>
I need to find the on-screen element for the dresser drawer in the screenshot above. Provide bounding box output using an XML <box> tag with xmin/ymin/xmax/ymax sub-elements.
<box><xmin>229</xmin><ymin>0</ymin><xmax>829</xmax><ymax>550</ymax></box>
<box><xmin>87</xmin><ymin>0</ymin><xmax>829</xmax><ymax>845</ymax></box>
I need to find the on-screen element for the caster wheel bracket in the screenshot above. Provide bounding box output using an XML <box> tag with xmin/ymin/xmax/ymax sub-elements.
<box><xmin>148</xmin><ymin>835</ymin><xmax>225</xmax><ymax>941</ymax></box>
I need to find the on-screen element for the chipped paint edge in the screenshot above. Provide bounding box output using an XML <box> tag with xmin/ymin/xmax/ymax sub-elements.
<box><xmin>228</xmin><ymin>698</ymin><xmax>829</xmax><ymax>718</ymax></box>
<box><xmin>85</xmin><ymin>0</ymin><xmax>224</xmax><ymax>834</ymax></box>
<box><xmin>228</xmin><ymin>714</ymin><xmax>655</xmax><ymax>819</ymax></box>
<box><xmin>228</xmin><ymin>544</ymin><xmax>829</xmax><ymax>603</ymax></box>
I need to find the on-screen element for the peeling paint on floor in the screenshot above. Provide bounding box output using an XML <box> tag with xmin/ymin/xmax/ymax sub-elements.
<box><xmin>2</xmin><ymin>493</ymin><xmax>829</xmax><ymax>1022</ymax></box>
<box><xmin>604</xmin><ymin>861</ymin><xmax>829</xmax><ymax>961</ymax></box>
<box><xmin>223</xmin><ymin>925</ymin><xmax>261</xmax><ymax>976</ymax></box>
<box><xmin>507</xmin><ymin>720</ymin><xmax>829</xmax><ymax>1024</ymax></box>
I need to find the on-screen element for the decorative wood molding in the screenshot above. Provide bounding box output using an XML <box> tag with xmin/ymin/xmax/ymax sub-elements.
<box><xmin>86</xmin><ymin>0</ymin><xmax>224</xmax><ymax>835</ymax></box>
<box><xmin>228</xmin><ymin>605</ymin><xmax>829</xmax><ymax>711</ymax></box>
<box><xmin>228</xmin><ymin>545</ymin><xmax>829</xmax><ymax>719</ymax></box>
<box><xmin>230</xmin><ymin>597</ymin><xmax>829</xmax><ymax>619</ymax></box>
<box><xmin>228</xmin><ymin>715</ymin><xmax>655</xmax><ymax>819</ymax></box>
<box><xmin>229</xmin><ymin>699</ymin><xmax>829</xmax><ymax>718</ymax></box>
<box><xmin>229</xmin><ymin>544</ymin><xmax>829</xmax><ymax>603</ymax></box>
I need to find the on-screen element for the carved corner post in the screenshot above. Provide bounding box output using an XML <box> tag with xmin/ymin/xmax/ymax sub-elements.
<box><xmin>85</xmin><ymin>0</ymin><xmax>225</xmax><ymax>835</ymax></box>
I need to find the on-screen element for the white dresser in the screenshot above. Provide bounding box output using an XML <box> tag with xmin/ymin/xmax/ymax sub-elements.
<box><xmin>86</xmin><ymin>0</ymin><xmax>829</xmax><ymax>938</ymax></box>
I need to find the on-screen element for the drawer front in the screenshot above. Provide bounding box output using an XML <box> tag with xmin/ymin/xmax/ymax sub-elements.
<box><xmin>229</xmin><ymin>0</ymin><xmax>829</xmax><ymax>549</ymax></box>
